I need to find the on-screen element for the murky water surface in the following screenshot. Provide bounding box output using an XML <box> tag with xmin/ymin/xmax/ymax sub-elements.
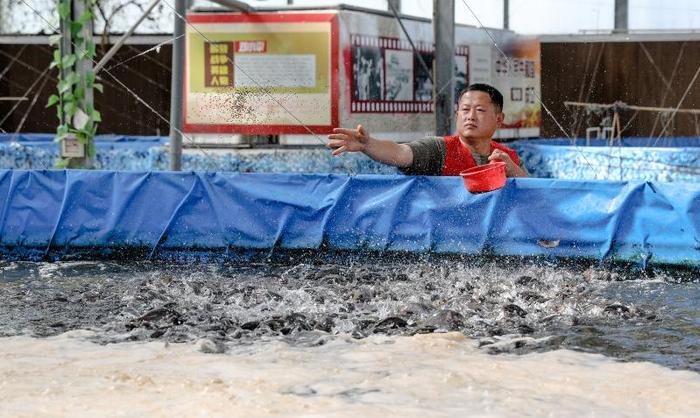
<box><xmin>1</xmin><ymin>258</ymin><xmax>697</xmax><ymax>369</ymax></box>
<box><xmin>0</xmin><ymin>259</ymin><xmax>699</xmax><ymax>417</ymax></box>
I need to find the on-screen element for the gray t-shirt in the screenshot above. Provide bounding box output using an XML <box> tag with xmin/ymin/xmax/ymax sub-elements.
<box><xmin>399</xmin><ymin>136</ymin><xmax>528</xmax><ymax>176</ymax></box>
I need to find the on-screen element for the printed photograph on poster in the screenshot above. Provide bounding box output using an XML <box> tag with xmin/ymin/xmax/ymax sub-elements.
<box><xmin>454</xmin><ymin>56</ymin><xmax>468</xmax><ymax>98</ymax></box>
<box><xmin>511</xmin><ymin>87</ymin><xmax>523</xmax><ymax>101</ymax></box>
<box><xmin>414</xmin><ymin>52</ymin><xmax>433</xmax><ymax>101</ymax></box>
<box><xmin>385</xmin><ymin>50</ymin><xmax>413</xmax><ymax>101</ymax></box>
<box><xmin>353</xmin><ymin>46</ymin><xmax>384</xmax><ymax>100</ymax></box>
<box><xmin>525</xmin><ymin>87</ymin><xmax>536</xmax><ymax>104</ymax></box>
<box><xmin>349</xmin><ymin>35</ymin><xmax>468</xmax><ymax>113</ymax></box>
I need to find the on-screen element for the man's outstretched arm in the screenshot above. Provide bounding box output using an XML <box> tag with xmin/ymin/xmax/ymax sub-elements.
<box><xmin>327</xmin><ymin>125</ymin><xmax>414</xmax><ymax>168</ymax></box>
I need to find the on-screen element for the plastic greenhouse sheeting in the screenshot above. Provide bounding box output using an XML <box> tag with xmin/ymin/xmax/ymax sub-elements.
<box><xmin>0</xmin><ymin>170</ymin><xmax>698</xmax><ymax>267</ymax></box>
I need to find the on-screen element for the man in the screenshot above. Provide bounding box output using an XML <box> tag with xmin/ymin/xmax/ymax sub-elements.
<box><xmin>327</xmin><ymin>83</ymin><xmax>528</xmax><ymax>177</ymax></box>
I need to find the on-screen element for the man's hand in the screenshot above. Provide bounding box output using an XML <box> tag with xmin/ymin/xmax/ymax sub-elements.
<box><xmin>327</xmin><ymin>124</ymin><xmax>370</xmax><ymax>156</ymax></box>
<box><xmin>488</xmin><ymin>149</ymin><xmax>527</xmax><ymax>177</ymax></box>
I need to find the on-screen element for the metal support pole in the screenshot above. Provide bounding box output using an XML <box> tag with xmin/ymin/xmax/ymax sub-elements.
<box><xmin>63</xmin><ymin>0</ymin><xmax>93</xmax><ymax>167</ymax></box>
<box><xmin>0</xmin><ymin>1</ymin><xmax>5</xmax><ymax>34</ymax></box>
<box><xmin>74</xmin><ymin>0</ymin><xmax>93</xmax><ymax>110</ymax></box>
<box><xmin>614</xmin><ymin>0</ymin><xmax>628</xmax><ymax>33</ymax></box>
<box><xmin>169</xmin><ymin>0</ymin><xmax>186</xmax><ymax>171</ymax></box>
<box><xmin>94</xmin><ymin>0</ymin><xmax>161</xmax><ymax>74</ymax></box>
<box><xmin>59</xmin><ymin>2</ymin><xmax>73</xmax><ymax>129</ymax></box>
<box><xmin>433</xmin><ymin>0</ymin><xmax>455</xmax><ymax>136</ymax></box>
<box><xmin>503</xmin><ymin>0</ymin><xmax>509</xmax><ymax>30</ymax></box>
<box><xmin>388</xmin><ymin>0</ymin><xmax>401</xmax><ymax>14</ymax></box>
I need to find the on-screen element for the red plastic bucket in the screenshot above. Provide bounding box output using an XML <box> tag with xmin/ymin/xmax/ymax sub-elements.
<box><xmin>460</xmin><ymin>161</ymin><xmax>507</xmax><ymax>193</ymax></box>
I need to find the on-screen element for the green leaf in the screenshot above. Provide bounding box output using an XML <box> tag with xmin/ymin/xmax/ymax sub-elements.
<box><xmin>49</xmin><ymin>34</ymin><xmax>62</xmax><ymax>46</ymax></box>
<box><xmin>91</xmin><ymin>109</ymin><xmax>101</xmax><ymax>123</ymax></box>
<box><xmin>58</xmin><ymin>80</ymin><xmax>71</xmax><ymax>94</ymax></box>
<box><xmin>86</xmin><ymin>72</ymin><xmax>95</xmax><ymax>85</ymax></box>
<box><xmin>93</xmin><ymin>83</ymin><xmax>103</xmax><ymax>93</ymax></box>
<box><xmin>87</xmin><ymin>140</ymin><xmax>96</xmax><ymax>159</ymax></box>
<box><xmin>54</xmin><ymin>157</ymin><xmax>70</xmax><ymax>169</ymax></box>
<box><xmin>63</xmin><ymin>101</ymin><xmax>78</xmax><ymax>118</ymax></box>
<box><xmin>70</xmin><ymin>22</ymin><xmax>83</xmax><ymax>36</ymax></box>
<box><xmin>66</xmin><ymin>72</ymin><xmax>81</xmax><ymax>86</ymax></box>
<box><xmin>86</xmin><ymin>42</ymin><xmax>96</xmax><ymax>59</ymax></box>
<box><xmin>78</xmin><ymin>44</ymin><xmax>96</xmax><ymax>60</ymax></box>
<box><xmin>61</xmin><ymin>54</ymin><xmax>76</xmax><ymax>68</ymax></box>
<box><xmin>58</xmin><ymin>2</ymin><xmax>70</xmax><ymax>19</ymax></box>
<box><xmin>46</xmin><ymin>94</ymin><xmax>60</xmax><ymax>108</ymax></box>
<box><xmin>78</xmin><ymin>10</ymin><xmax>93</xmax><ymax>25</ymax></box>
<box><xmin>74</xmin><ymin>86</ymin><xmax>85</xmax><ymax>100</ymax></box>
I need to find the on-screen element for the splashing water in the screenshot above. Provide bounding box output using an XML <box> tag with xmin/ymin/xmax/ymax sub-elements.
<box><xmin>1</xmin><ymin>258</ymin><xmax>697</xmax><ymax>372</ymax></box>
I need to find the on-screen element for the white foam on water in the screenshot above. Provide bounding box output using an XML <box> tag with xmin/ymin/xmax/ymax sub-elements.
<box><xmin>0</xmin><ymin>332</ymin><xmax>698</xmax><ymax>418</ymax></box>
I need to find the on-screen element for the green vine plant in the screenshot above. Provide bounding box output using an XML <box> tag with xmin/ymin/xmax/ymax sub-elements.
<box><xmin>47</xmin><ymin>0</ymin><xmax>102</xmax><ymax>169</ymax></box>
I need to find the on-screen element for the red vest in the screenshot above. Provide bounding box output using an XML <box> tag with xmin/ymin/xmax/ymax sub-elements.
<box><xmin>441</xmin><ymin>135</ymin><xmax>520</xmax><ymax>176</ymax></box>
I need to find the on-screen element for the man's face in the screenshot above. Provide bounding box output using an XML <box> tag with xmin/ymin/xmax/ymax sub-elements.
<box><xmin>455</xmin><ymin>91</ymin><xmax>504</xmax><ymax>141</ymax></box>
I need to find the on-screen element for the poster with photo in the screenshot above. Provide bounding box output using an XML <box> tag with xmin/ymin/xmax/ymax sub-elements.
<box><xmin>350</xmin><ymin>35</ymin><xmax>468</xmax><ymax>113</ymax></box>
<box><xmin>385</xmin><ymin>50</ymin><xmax>413</xmax><ymax>101</ymax></box>
<box><xmin>414</xmin><ymin>52</ymin><xmax>434</xmax><ymax>102</ymax></box>
<box><xmin>454</xmin><ymin>55</ymin><xmax>468</xmax><ymax>98</ymax></box>
<box><xmin>353</xmin><ymin>46</ymin><xmax>384</xmax><ymax>101</ymax></box>
<box><xmin>184</xmin><ymin>13</ymin><xmax>338</xmax><ymax>134</ymax></box>
<box><xmin>493</xmin><ymin>37</ymin><xmax>541</xmax><ymax>137</ymax></box>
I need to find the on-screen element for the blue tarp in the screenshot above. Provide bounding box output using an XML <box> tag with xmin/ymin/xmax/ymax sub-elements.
<box><xmin>0</xmin><ymin>134</ymin><xmax>397</xmax><ymax>174</ymax></box>
<box><xmin>2</xmin><ymin>134</ymin><xmax>699</xmax><ymax>182</ymax></box>
<box><xmin>0</xmin><ymin>133</ymin><xmax>167</xmax><ymax>144</ymax></box>
<box><xmin>0</xmin><ymin>170</ymin><xmax>698</xmax><ymax>267</ymax></box>
<box><xmin>0</xmin><ymin>134</ymin><xmax>167</xmax><ymax>171</ymax></box>
<box><xmin>508</xmin><ymin>137</ymin><xmax>700</xmax><ymax>182</ymax></box>
<box><xmin>509</xmin><ymin>136</ymin><xmax>700</xmax><ymax>148</ymax></box>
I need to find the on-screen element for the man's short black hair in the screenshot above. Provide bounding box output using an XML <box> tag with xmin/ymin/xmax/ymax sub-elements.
<box><xmin>457</xmin><ymin>83</ymin><xmax>504</xmax><ymax>112</ymax></box>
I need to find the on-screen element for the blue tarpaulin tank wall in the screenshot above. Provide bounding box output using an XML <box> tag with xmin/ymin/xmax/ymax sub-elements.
<box><xmin>508</xmin><ymin>137</ymin><xmax>700</xmax><ymax>182</ymax></box>
<box><xmin>0</xmin><ymin>170</ymin><xmax>698</xmax><ymax>268</ymax></box>
<box><xmin>2</xmin><ymin>134</ymin><xmax>699</xmax><ymax>182</ymax></box>
<box><xmin>0</xmin><ymin>134</ymin><xmax>397</xmax><ymax>174</ymax></box>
